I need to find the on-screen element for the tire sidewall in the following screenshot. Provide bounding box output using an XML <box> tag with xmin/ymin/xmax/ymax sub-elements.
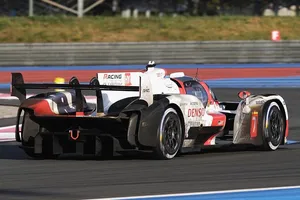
<box><xmin>262</xmin><ymin>101</ymin><xmax>284</xmax><ymax>150</ymax></box>
<box><xmin>157</xmin><ymin>107</ymin><xmax>183</xmax><ymax>159</ymax></box>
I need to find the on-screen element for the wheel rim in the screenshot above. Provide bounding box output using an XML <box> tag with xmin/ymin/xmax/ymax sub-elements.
<box><xmin>162</xmin><ymin>113</ymin><xmax>181</xmax><ymax>155</ymax></box>
<box><xmin>269</xmin><ymin>108</ymin><xmax>284</xmax><ymax>143</ymax></box>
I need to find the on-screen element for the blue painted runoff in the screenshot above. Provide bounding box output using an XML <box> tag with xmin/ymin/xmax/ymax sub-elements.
<box><xmin>204</xmin><ymin>76</ymin><xmax>300</xmax><ymax>88</ymax></box>
<box><xmin>1</xmin><ymin>63</ymin><xmax>300</xmax><ymax>71</ymax></box>
<box><xmin>119</xmin><ymin>188</ymin><xmax>300</xmax><ymax>200</ymax></box>
<box><xmin>287</xmin><ymin>140</ymin><xmax>300</xmax><ymax>144</ymax></box>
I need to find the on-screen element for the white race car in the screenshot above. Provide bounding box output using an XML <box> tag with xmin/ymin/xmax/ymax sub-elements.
<box><xmin>11</xmin><ymin>61</ymin><xmax>289</xmax><ymax>159</ymax></box>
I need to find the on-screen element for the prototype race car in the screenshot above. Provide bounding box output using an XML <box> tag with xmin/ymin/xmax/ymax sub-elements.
<box><xmin>11</xmin><ymin>61</ymin><xmax>289</xmax><ymax>160</ymax></box>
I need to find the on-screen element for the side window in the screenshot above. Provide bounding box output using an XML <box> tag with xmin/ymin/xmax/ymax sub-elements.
<box><xmin>184</xmin><ymin>81</ymin><xmax>208</xmax><ymax>106</ymax></box>
<box><xmin>203</xmin><ymin>82</ymin><xmax>218</xmax><ymax>101</ymax></box>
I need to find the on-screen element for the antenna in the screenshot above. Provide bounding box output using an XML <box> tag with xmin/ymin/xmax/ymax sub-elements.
<box><xmin>195</xmin><ymin>68</ymin><xmax>199</xmax><ymax>80</ymax></box>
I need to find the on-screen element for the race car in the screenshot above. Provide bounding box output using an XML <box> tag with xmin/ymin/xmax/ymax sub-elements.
<box><xmin>11</xmin><ymin>61</ymin><xmax>289</xmax><ymax>160</ymax></box>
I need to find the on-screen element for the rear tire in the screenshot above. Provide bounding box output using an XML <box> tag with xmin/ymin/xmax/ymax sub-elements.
<box><xmin>261</xmin><ymin>101</ymin><xmax>285</xmax><ymax>151</ymax></box>
<box><xmin>154</xmin><ymin>108</ymin><xmax>183</xmax><ymax>160</ymax></box>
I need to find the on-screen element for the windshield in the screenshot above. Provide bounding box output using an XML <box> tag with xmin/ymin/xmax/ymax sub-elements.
<box><xmin>184</xmin><ymin>81</ymin><xmax>208</xmax><ymax>106</ymax></box>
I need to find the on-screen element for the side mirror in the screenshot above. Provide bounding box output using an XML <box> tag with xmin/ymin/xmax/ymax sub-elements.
<box><xmin>238</xmin><ymin>90</ymin><xmax>251</xmax><ymax>100</ymax></box>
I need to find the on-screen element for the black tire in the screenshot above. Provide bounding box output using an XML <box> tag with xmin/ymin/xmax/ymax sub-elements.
<box><xmin>154</xmin><ymin>107</ymin><xmax>183</xmax><ymax>160</ymax></box>
<box><xmin>261</xmin><ymin>101</ymin><xmax>285</xmax><ymax>151</ymax></box>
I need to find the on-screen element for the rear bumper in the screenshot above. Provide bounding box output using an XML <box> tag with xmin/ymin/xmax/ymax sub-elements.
<box><xmin>23</xmin><ymin>130</ymin><xmax>134</xmax><ymax>156</ymax></box>
<box><xmin>27</xmin><ymin>115</ymin><xmax>130</xmax><ymax>138</ymax></box>
<box><xmin>19</xmin><ymin>114</ymin><xmax>137</xmax><ymax>155</ymax></box>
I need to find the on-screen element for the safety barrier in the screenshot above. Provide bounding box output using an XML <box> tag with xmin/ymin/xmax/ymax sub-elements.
<box><xmin>1</xmin><ymin>40</ymin><xmax>300</xmax><ymax>66</ymax></box>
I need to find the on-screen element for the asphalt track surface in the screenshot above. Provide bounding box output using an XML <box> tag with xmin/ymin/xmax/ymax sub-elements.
<box><xmin>1</xmin><ymin>88</ymin><xmax>300</xmax><ymax>200</ymax></box>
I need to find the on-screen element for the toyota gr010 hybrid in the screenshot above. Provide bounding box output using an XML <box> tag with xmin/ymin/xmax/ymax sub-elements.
<box><xmin>10</xmin><ymin>62</ymin><xmax>289</xmax><ymax>160</ymax></box>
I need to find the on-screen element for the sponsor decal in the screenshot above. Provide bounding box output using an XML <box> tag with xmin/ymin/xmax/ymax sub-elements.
<box><xmin>143</xmin><ymin>88</ymin><xmax>150</xmax><ymax>93</ymax></box>
<box><xmin>100</xmin><ymin>73</ymin><xmax>127</xmax><ymax>86</ymax></box>
<box><xmin>187</xmin><ymin>121</ymin><xmax>202</xmax><ymax>126</ymax></box>
<box><xmin>102</xmin><ymin>82</ymin><xmax>122</xmax><ymax>86</ymax></box>
<box><xmin>188</xmin><ymin>108</ymin><xmax>205</xmax><ymax>117</ymax></box>
<box><xmin>250</xmin><ymin>111</ymin><xmax>258</xmax><ymax>138</ymax></box>
<box><xmin>156</xmin><ymin>72</ymin><xmax>164</xmax><ymax>78</ymax></box>
<box><xmin>180</xmin><ymin>103</ymin><xmax>188</xmax><ymax>106</ymax></box>
<box><xmin>104</xmin><ymin>74</ymin><xmax>122</xmax><ymax>79</ymax></box>
<box><xmin>164</xmin><ymin>80</ymin><xmax>173</xmax><ymax>88</ymax></box>
<box><xmin>190</xmin><ymin>102</ymin><xmax>198</xmax><ymax>106</ymax></box>
<box><xmin>256</xmin><ymin>100</ymin><xmax>264</xmax><ymax>104</ymax></box>
<box><xmin>125</xmin><ymin>73</ymin><xmax>131</xmax><ymax>86</ymax></box>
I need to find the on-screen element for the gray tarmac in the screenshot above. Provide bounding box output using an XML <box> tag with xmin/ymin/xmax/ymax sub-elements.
<box><xmin>0</xmin><ymin>106</ymin><xmax>18</xmax><ymax>119</ymax></box>
<box><xmin>0</xmin><ymin>88</ymin><xmax>300</xmax><ymax>200</ymax></box>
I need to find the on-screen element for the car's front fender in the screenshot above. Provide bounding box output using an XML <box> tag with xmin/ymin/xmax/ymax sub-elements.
<box><xmin>233</xmin><ymin>94</ymin><xmax>288</xmax><ymax>146</ymax></box>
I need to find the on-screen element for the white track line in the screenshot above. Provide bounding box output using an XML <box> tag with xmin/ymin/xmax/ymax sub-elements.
<box><xmin>0</xmin><ymin>125</ymin><xmax>18</xmax><ymax>131</ymax></box>
<box><xmin>0</xmin><ymin>125</ymin><xmax>19</xmax><ymax>142</ymax></box>
<box><xmin>83</xmin><ymin>185</ymin><xmax>300</xmax><ymax>200</ymax></box>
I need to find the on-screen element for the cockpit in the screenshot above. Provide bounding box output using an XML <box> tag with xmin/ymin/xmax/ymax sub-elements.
<box><xmin>184</xmin><ymin>80</ymin><xmax>209</xmax><ymax>106</ymax></box>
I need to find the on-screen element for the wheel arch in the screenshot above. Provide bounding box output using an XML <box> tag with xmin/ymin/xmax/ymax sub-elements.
<box><xmin>15</xmin><ymin>107</ymin><xmax>35</xmax><ymax>142</ymax></box>
<box><xmin>135</xmin><ymin>98</ymin><xmax>187</xmax><ymax>148</ymax></box>
<box><xmin>120</xmin><ymin>99</ymin><xmax>148</xmax><ymax>117</ymax></box>
<box><xmin>119</xmin><ymin>99</ymin><xmax>149</xmax><ymax>148</ymax></box>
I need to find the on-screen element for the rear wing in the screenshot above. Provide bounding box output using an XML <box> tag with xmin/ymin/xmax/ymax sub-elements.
<box><xmin>11</xmin><ymin>72</ymin><xmax>153</xmax><ymax>114</ymax></box>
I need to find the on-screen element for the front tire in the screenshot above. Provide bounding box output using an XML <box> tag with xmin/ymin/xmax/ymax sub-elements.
<box><xmin>261</xmin><ymin>101</ymin><xmax>285</xmax><ymax>151</ymax></box>
<box><xmin>154</xmin><ymin>107</ymin><xmax>183</xmax><ymax>160</ymax></box>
